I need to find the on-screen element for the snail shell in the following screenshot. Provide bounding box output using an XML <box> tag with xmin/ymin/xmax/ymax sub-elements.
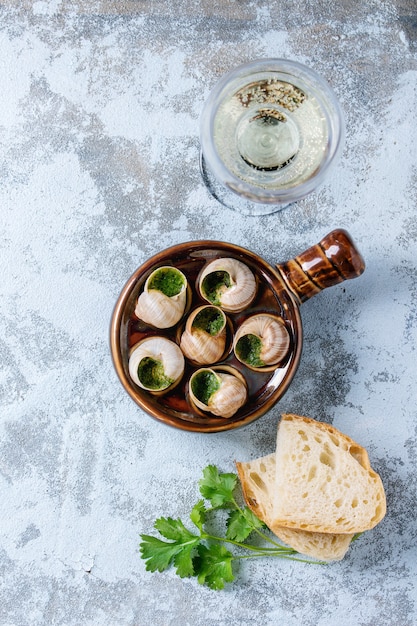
<box><xmin>189</xmin><ymin>367</ymin><xmax>247</xmax><ymax>418</ymax></box>
<box><xmin>180</xmin><ymin>305</ymin><xmax>227</xmax><ymax>365</ymax></box>
<box><xmin>129</xmin><ymin>336</ymin><xmax>185</xmax><ymax>393</ymax></box>
<box><xmin>135</xmin><ymin>266</ymin><xmax>187</xmax><ymax>329</ymax></box>
<box><xmin>233</xmin><ymin>314</ymin><xmax>290</xmax><ymax>370</ymax></box>
<box><xmin>198</xmin><ymin>257</ymin><xmax>257</xmax><ymax>313</ymax></box>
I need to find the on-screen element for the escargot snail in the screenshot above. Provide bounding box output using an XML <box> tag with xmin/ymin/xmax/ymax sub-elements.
<box><xmin>198</xmin><ymin>257</ymin><xmax>257</xmax><ymax>313</ymax></box>
<box><xmin>189</xmin><ymin>367</ymin><xmax>247</xmax><ymax>418</ymax></box>
<box><xmin>180</xmin><ymin>305</ymin><xmax>227</xmax><ymax>365</ymax></box>
<box><xmin>129</xmin><ymin>336</ymin><xmax>185</xmax><ymax>393</ymax></box>
<box><xmin>233</xmin><ymin>314</ymin><xmax>290</xmax><ymax>370</ymax></box>
<box><xmin>135</xmin><ymin>266</ymin><xmax>187</xmax><ymax>329</ymax></box>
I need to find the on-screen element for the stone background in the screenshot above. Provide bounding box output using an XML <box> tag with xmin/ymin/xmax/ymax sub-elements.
<box><xmin>1</xmin><ymin>1</ymin><xmax>416</xmax><ymax>624</ymax></box>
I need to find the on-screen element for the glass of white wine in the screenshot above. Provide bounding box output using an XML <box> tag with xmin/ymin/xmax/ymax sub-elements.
<box><xmin>200</xmin><ymin>59</ymin><xmax>344</xmax><ymax>216</ymax></box>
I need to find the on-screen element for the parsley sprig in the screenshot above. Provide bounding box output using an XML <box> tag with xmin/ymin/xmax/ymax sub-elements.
<box><xmin>140</xmin><ymin>465</ymin><xmax>323</xmax><ymax>590</ymax></box>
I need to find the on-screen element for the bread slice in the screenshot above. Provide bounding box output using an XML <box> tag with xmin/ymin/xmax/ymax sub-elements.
<box><xmin>236</xmin><ymin>454</ymin><xmax>354</xmax><ymax>561</ymax></box>
<box><xmin>272</xmin><ymin>414</ymin><xmax>386</xmax><ymax>534</ymax></box>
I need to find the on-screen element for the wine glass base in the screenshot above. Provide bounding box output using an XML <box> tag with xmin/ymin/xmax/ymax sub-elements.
<box><xmin>199</xmin><ymin>151</ymin><xmax>291</xmax><ymax>217</ymax></box>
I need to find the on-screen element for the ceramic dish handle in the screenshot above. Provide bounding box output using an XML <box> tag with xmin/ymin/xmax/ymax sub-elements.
<box><xmin>276</xmin><ymin>229</ymin><xmax>365</xmax><ymax>304</ymax></box>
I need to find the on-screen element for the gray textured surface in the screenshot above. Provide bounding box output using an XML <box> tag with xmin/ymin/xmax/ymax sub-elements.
<box><xmin>1</xmin><ymin>1</ymin><xmax>417</xmax><ymax>625</ymax></box>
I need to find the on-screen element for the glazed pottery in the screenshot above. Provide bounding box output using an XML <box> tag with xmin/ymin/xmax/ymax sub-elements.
<box><xmin>110</xmin><ymin>229</ymin><xmax>365</xmax><ymax>432</ymax></box>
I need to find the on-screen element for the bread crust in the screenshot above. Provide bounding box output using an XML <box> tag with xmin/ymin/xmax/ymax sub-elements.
<box><xmin>272</xmin><ymin>414</ymin><xmax>386</xmax><ymax>534</ymax></box>
<box><xmin>236</xmin><ymin>413</ymin><xmax>386</xmax><ymax>559</ymax></box>
<box><xmin>236</xmin><ymin>455</ymin><xmax>354</xmax><ymax>561</ymax></box>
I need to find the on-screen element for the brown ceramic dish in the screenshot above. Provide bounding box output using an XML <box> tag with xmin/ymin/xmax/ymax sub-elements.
<box><xmin>110</xmin><ymin>229</ymin><xmax>365</xmax><ymax>433</ymax></box>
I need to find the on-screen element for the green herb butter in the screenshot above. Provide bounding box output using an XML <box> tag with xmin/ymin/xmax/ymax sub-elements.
<box><xmin>201</xmin><ymin>271</ymin><xmax>231</xmax><ymax>306</ymax></box>
<box><xmin>138</xmin><ymin>357</ymin><xmax>173</xmax><ymax>390</ymax></box>
<box><xmin>148</xmin><ymin>268</ymin><xmax>185</xmax><ymax>297</ymax></box>
<box><xmin>191</xmin><ymin>370</ymin><xmax>220</xmax><ymax>405</ymax></box>
<box><xmin>235</xmin><ymin>334</ymin><xmax>264</xmax><ymax>368</ymax></box>
<box><xmin>193</xmin><ymin>307</ymin><xmax>225</xmax><ymax>336</ymax></box>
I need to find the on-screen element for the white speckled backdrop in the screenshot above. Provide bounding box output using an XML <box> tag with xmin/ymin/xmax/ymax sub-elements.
<box><xmin>1</xmin><ymin>1</ymin><xmax>416</xmax><ymax>624</ymax></box>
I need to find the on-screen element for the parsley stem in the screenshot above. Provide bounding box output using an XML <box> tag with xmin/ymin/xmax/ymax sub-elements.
<box><xmin>202</xmin><ymin>501</ymin><xmax>298</xmax><ymax>553</ymax></box>
<box><xmin>202</xmin><ymin>532</ymin><xmax>297</xmax><ymax>555</ymax></box>
<box><xmin>230</xmin><ymin>497</ymin><xmax>293</xmax><ymax>550</ymax></box>
<box><xmin>234</xmin><ymin>553</ymin><xmax>326</xmax><ymax>564</ymax></box>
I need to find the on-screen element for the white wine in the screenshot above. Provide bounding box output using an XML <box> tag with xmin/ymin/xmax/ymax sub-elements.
<box><xmin>213</xmin><ymin>77</ymin><xmax>329</xmax><ymax>191</ymax></box>
<box><xmin>200</xmin><ymin>60</ymin><xmax>343</xmax><ymax>215</ymax></box>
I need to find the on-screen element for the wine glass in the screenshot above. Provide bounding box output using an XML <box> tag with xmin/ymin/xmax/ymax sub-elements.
<box><xmin>200</xmin><ymin>59</ymin><xmax>344</xmax><ymax>216</ymax></box>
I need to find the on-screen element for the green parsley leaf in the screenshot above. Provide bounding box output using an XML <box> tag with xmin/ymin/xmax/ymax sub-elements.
<box><xmin>226</xmin><ymin>506</ymin><xmax>265</xmax><ymax>542</ymax></box>
<box><xmin>194</xmin><ymin>544</ymin><xmax>235</xmax><ymax>590</ymax></box>
<box><xmin>154</xmin><ymin>516</ymin><xmax>195</xmax><ymax>542</ymax></box>
<box><xmin>140</xmin><ymin>535</ymin><xmax>184</xmax><ymax>573</ymax></box>
<box><xmin>140</xmin><ymin>517</ymin><xmax>201</xmax><ymax>575</ymax></box>
<box><xmin>198</xmin><ymin>464</ymin><xmax>237</xmax><ymax>508</ymax></box>
<box><xmin>190</xmin><ymin>500</ymin><xmax>207</xmax><ymax>531</ymax></box>
<box><xmin>173</xmin><ymin>543</ymin><xmax>197</xmax><ymax>578</ymax></box>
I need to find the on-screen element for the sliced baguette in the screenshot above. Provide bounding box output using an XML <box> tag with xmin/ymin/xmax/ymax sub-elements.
<box><xmin>236</xmin><ymin>454</ymin><xmax>354</xmax><ymax>561</ymax></box>
<box><xmin>272</xmin><ymin>414</ymin><xmax>386</xmax><ymax>534</ymax></box>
